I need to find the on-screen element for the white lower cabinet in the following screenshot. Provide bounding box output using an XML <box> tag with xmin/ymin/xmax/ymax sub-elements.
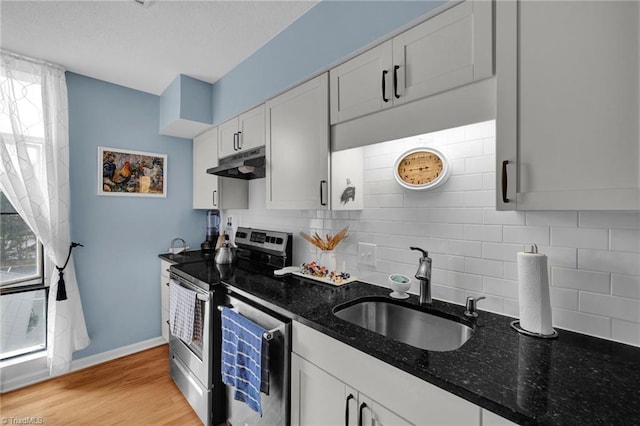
<box><xmin>292</xmin><ymin>321</ymin><xmax>480</xmax><ymax>425</ymax></box>
<box><xmin>292</xmin><ymin>353</ymin><xmax>412</xmax><ymax>426</ymax></box>
<box><xmin>160</xmin><ymin>260</ymin><xmax>171</xmax><ymax>342</ymax></box>
<box><xmin>481</xmin><ymin>409</ymin><xmax>518</xmax><ymax>426</ymax></box>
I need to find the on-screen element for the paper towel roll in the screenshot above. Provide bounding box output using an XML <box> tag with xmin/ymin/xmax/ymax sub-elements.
<box><xmin>517</xmin><ymin>248</ymin><xmax>554</xmax><ymax>335</ymax></box>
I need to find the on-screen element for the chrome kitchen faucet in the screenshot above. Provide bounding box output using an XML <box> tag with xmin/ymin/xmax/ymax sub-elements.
<box><xmin>410</xmin><ymin>246</ymin><xmax>432</xmax><ymax>305</ymax></box>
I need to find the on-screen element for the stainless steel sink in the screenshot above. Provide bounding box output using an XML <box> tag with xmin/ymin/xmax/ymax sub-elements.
<box><xmin>333</xmin><ymin>297</ymin><xmax>474</xmax><ymax>352</ymax></box>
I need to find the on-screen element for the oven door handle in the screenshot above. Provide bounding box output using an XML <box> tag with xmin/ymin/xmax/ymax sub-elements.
<box><xmin>169</xmin><ymin>274</ymin><xmax>210</xmax><ymax>301</ymax></box>
<box><xmin>217</xmin><ymin>304</ymin><xmax>279</xmax><ymax>340</ymax></box>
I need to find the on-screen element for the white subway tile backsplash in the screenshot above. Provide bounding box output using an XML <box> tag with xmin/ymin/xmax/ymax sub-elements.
<box><xmin>464</xmin><ymin>190</ymin><xmax>495</xmax><ymax>207</ymax></box>
<box><xmin>610</xmin><ymin>229</ymin><xmax>640</xmax><ymax>253</ymax></box>
<box><xmin>465</xmin><ymin>257</ymin><xmax>504</xmax><ymax>278</ymax></box>
<box><xmin>553</xmin><ymin>308</ymin><xmax>611</xmax><ymax>339</ymax></box>
<box><xmin>551</xmin><ymin>267</ymin><xmax>610</xmax><ymax>294</ymax></box>
<box><xmin>447</xmin><ymin>239</ymin><xmax>482</xmax><ymax>258</ymax></box>
<box><xmin>612</xmin><ymin>319</ymin><xmax>640</xmax><ymax>346</ymax></box>
<box><xmin>464</xmin><ymin>224</ymin><xmax>503</xmax><ymax>242</ymax></box>
<box><xmin>229</xmin><ymin>120</ymin><xmax>640</xmax><ymax>347</ymax></box>
<box><xmin>424</xmin><ymin>208</ymin><xmax>483</xmax><ymax>224</ymax></box>
<box><xmin>578</xmin><ymin>249</ymin><xmax>640</xmax><ymax>276</ymax></box>
<box><xmin>448</xmin><ymin>271</ymin><xmax>483</xmax><ymax>292</ymax></box>
<box><xmin>483</xmin><ymin>208</ymin><xmax>526</xmax><ymax>225</ymax></box>
<box><xmin>447</xmin><ymin>174</ymin><xmax>484</xmax><ymax>191</ymax></box>
<box><xmin>482</xmin><ymin>173</ymin><xmax>495</xmax><ymax>190</ymax></box>
<box><xmin>551</xmin><ymin>227</ymin><xmax>609</xmax><ymax>250</ymax></box>
<box><xmin>432</xmin><ymin>284</ymin><xmax>466</xmax><ymax>305</ymax></box>
<box><xmin>536</xmin><ymin>246</ymin><xmax>578</xmax><ymax>269</ymax></box>
<box><xmin>612</xmin><ymin>274</ymin><xmax>640</xmax><ymax>299</ymax></box>
<box><xmin>482</xmin><ymin>242</ymin><xmax>522</xmax><ymax>262</ymax></box>
<box><xmin>549</xmin><ymin>287</ymin><xmax>579</xmax><ymax>311</ymax></box>
<box><xmin>503</xmin><ymin>226</ymin><xmax>550</xmax><ymax>245</ymax></box>
<box><xmin>579</xmin><ymin>211</ymin><xmax>640</xmax><ymax>229</ymax></box>
<box><xmin>465</xmin><ymin>155</ymin><xmax>494</xmax><ymax>174</ymax></box>
<box><xmin>364</xmin><ymin>194</ymin><xmax>404</xmax><ymax>208</ymax></box>
<box><xmin>483</xmin><ymin>277</ymin><xmax>519</xmax><ymax>299</ymax></box>
<box><xmin>580</xmin><ymin>292</ymin><xmax>640</xmax><ymax>323</ymax></box>
<box><xmin>503</xmin><ymin>298</ymin><xmax>519</xmax><ymax>318</ymax></box>
<box><xmin>465</xmin><ymin>120</ymin><xmax>495</xmax><ymax>140</ymax></box>
<box><xmin>504</xmin><ymin>262</ymin><xmax>518</xmax><ymax>280</ymax></box>
<box><xmin>525</xmin><ymin>211</ymin><xmax>578</xmax><ymax>227</ymax></box>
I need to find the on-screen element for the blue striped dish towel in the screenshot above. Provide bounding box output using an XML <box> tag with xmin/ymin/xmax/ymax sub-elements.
<box><xmin>221</xmin><ymin>307</ymin><xmax>269</xmax><ymax>416</ymax></box>
<box><xmin>169</xmin><ymin>279</ymin><xmax>196</xmax><ymax>344</ymax></box>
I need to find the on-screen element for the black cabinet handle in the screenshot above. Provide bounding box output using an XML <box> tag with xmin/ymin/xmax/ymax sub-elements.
<box><xmin>393</xmin><ymin>65</ymin><xmax>400</xmax><ymax>99</ymax></box>
<box><xmin>213</xmin><ymin>190</ymin><xmax>218</xmax><ymax>207</ymax></box>
<box><xmin>237</xmin><ymin>131</ymin><xmax>243</xmax><ymax>150</ymax></box>
<box><xmin>166</xmin><ymin>320</ymin><xmax>170</xmax><ymax>325</ymax></box>
<box><xmin>320</xmin><ymin>180</ymin><xmax>327</xmax><ymax>206</ymax></box>
<box><xmin>358</xmin><ymin>402</ymin><xmax>367</xmax><ymax>426</ymax></box>
<box><xmin>501</xmin><ymin>160</ymin><xmax>510</xmax><ymax>203</ymax></box>
<box><xmin>381</xmin><ymin>70</ymin><xmax>389</xmax><ymax>103</ymax></box>
<box><xmin>345</xmin><ymin>394</ymin><xmax>354</xmax><ymax>426</ymax></box>
<box><xmin>233</xmin><ymin>133</ymin><xmax>238</xmax><ymax>151</ymax></box>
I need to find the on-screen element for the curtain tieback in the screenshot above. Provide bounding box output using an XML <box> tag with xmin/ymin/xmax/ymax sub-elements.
<box><xmin>56</xmin><ymin>242</ymin><xmax>84</xmax><ymax>301</ymax></box>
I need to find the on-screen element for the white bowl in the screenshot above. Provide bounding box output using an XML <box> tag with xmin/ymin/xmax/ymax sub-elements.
<box><xmin>388</xmin><ymin>274</ymin><xmax>411</xmax><ymax>297</ymax></box>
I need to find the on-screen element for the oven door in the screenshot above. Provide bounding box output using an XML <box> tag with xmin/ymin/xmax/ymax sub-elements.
<box><xmin>168</xmin><ymin>274</ymin><xmax>213</xmax><ymax>388</ymax></box>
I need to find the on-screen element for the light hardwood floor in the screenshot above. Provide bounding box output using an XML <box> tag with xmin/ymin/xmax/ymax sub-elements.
<box><xmin>0</xmin><ymin>344</ymin><xmax>204</xmax><ymax>425</ymax></box>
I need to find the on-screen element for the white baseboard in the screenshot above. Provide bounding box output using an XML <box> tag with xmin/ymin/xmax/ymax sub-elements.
<box><xmin>1</xmin><ymin>336</ymin><xmax>167</xmax><ymax>393</ymax></box>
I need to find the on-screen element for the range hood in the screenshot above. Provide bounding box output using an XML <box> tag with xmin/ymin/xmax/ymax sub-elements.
<box><xmin>207</xmin><ymin>146</ymin><xmax>266</xmax><ymax>180</ymax></box>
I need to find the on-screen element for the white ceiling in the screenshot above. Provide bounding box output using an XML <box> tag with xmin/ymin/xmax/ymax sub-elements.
<box><xmin>0</xmin><ymin>0</ymin><xmax>318</xmax><ymax>95</ymax></box>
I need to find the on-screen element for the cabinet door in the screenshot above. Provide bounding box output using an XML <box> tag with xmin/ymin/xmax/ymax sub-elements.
<box><xmin>238</xmin><ymin>104</ymin><xmax>265</xmax><ymax>152</ymax></box>
<box><xmin>160</xmin><ymin>260</ymin><xmax>171</xmax><ymax>342</ymax></box>
<box><xmin>193</xmin><ymin>127</ymin><xmax>219</xmax><ymax>209</ymax></box>
<box><xmin>496</xmin><ymin>0</ymin><xmax>640</xmax><ymax>210</ymax></box>
<box><xmin>393</xmin><ymin>0</ymin><xmax>493</xmax><ymax>106</ymax></box>
<box><xmin>218</xmin><ymin>116</ymin><xmax>240</xmax><ymax>159</ymax></box>
<box><xmin>266</xmin><ymin>73</ymin><xmax>330</xmax><ymax>209</ymax></box>
<box><xmin>359</xmin><ymin>393</ymin><xmax>414</xmax><ymax>426</ymax></box>
<box><xmin>330</xmin><ymin>41</ymin><xmax>393</xmax><ymax>124</ymax></box>
<box><xmin>291</xmin><ymin>353</ymin><xmax>348</xmax><ymax>426</ymax></box>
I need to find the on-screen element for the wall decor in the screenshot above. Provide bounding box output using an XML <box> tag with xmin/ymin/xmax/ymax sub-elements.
<box><xmin>98</xmin><ymin>147</ymin><xmax>167</xmax><ymax>197</ymax></box>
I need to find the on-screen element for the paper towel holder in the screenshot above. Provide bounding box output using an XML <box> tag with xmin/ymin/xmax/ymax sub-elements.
<box><xmin>510</xmin><ymin>321</ymin><xmax>558</xmax><ymax>339</ymax></box>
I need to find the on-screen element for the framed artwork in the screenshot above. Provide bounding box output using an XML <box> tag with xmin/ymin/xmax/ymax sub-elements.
<box><xmin>98</xmin><ymin>147</ymin><xmax>167</xmax><ymax>197</ymax></box>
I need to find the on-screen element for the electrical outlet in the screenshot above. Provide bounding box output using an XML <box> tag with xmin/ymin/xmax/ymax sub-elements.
<box><xmin>358</xmin><ymin>243</ymin><xmax>377</xmax><ymax>266</ymax></box>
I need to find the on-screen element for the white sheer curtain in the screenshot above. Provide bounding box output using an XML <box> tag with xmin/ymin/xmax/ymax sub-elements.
<box><xmin>0</xmin><ymin>50</ymin><xmax>89</xmax><ymax>375</ymax></box>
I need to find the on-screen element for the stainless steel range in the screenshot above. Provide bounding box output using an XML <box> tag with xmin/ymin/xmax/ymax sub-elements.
<box><xmin>169</xmin><ymin>227</ymin><xmax>292</xmax><ymax>426</ymax></box>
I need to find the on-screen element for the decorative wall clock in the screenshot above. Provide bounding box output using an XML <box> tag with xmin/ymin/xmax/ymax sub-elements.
<box><xmin>393</xmin><ymin>147</ymin><xmax>451</xmax><ymax>190</ymax></box>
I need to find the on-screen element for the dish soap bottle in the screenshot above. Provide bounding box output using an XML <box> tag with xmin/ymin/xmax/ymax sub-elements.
<box><xmin>225</xmin><ymin>217</ymin><xmax>234</xmax><ymax>246</ymax></box>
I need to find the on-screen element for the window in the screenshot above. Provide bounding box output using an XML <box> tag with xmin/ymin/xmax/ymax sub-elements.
<box><xmin>0</xmin><ymin>190</ymin><xmax>46</xmax><ymax>360</ymax></box>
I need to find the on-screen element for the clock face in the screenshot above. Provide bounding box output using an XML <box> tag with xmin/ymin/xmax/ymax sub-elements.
<box><xmin>393</xmin><ymin>148</ymin><xmax>450</xmax><ymax>190</ymax></box>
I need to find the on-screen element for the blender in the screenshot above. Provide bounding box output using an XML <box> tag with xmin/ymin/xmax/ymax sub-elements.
<box><xmin>200</xmin><ymin>209</ymin><xmax>220</xmax><ymax>256</ymax></box>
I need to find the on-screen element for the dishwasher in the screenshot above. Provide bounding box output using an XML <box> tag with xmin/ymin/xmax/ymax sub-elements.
<box><xmin>219</xmin><ymin>291</ymin><xmax>291</xmax><ymax>426</ymax></box>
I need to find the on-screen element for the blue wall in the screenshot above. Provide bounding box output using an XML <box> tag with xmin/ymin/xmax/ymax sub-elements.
<box><xmin>65</xmin><ymin>0</ymin><xmax>446</xmax><ymax>359</ymax></box>
<box><xmin>67</xmin><ymin>72</ymin><xmax>205</xmax><ymax>358</ymax></box>
<box><xmin>211</xmin><ymin>0</ymin><xmax>446</xmax><ymax>124</ymax></box>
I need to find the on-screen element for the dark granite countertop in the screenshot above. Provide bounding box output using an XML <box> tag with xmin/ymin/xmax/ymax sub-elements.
<box><xmin>159</xmin><ymin>250</ymin><xmax>214</xmax><ymax>265</ymax></box>
<box><xmin>218</xmin><ymin>266</ymin><xmax>640</xmax><ymax>426</ymax></box>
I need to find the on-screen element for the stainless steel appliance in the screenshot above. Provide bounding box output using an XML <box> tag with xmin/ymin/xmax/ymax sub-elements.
<box><xmin>219</xmin><ymin>292</ymin><xmax>291</xmax><ymax>426</ymax></box>
<box><xmin>169</xmin><ymin>264</ymin><xmax>223</xmax><ymax>426</ymax></box>
<box><xmin>207</xmin><ymin>146</ymin><xmax>266</xmax><ymax>180</ymax></box>
<box><xmin>169</xmin><ymin>226</ymin><xmax>292</xmax><ymax>426</ymax></box>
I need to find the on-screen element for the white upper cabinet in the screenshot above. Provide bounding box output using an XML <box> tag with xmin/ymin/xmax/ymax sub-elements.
<box><xmin>496</xmin><ymin>0</ymin><xmax>640</xmax><ymax>210</ymax></box>
<box><xmin>193</xmin><ymin>127</ymin><xmax>248</xmax><ymax>210</ymax></box>
<box><xmin>330</xmin><ymin>0</ymin><xmax>493</xmax><ymax>125</ymax></box>
<box><xmin>218</xmin><ymin>104</ymin><xmax>265</xmax><ymax>159</ymax></box>
<box><xmin>266</xmin><ymin>73</ymin><xmax>330</xmax><ymax>210</ymax></box>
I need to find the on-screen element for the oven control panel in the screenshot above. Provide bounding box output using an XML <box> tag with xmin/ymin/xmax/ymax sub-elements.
<box><xmin>235</xmin><ymin>227</ymin><xmax>292</xmax><ymax>259</ymax></box>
